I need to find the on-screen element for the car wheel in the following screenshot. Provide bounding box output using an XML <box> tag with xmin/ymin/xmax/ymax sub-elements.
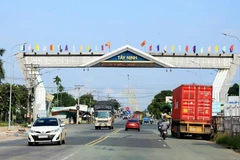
<box><xmin>28</xmin><ymin>142</ymin><xmax>34</xmax><ymax>146</ymax></box>
<box><xmin>138</xmin><ymin>129</ymin><xmax>140</xmax><ymax>132</ymax></box>
<box><xmin>57</xmin><ymin>135</ymin><xmax>62</xmax><ymax>145</ymax></box>
<box><xmin>125</xmin><ymin>128</ymin><xmax>128</xmax><ymax>131</ymax></box>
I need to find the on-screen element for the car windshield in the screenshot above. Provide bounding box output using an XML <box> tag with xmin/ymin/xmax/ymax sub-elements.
<box><xmin>33</xmin><ymin>118</ymin><xmax>59</xmax><ymax>126</ymax></box>
<box><xmin>96</xmin><ymin>111</ymin><xmax>110</xmax><ymax>118</ymax></box>
<box><xmin>128</xmin><ymin>119</ymin><xmax>138</xmax><ymax>122</ymax></box>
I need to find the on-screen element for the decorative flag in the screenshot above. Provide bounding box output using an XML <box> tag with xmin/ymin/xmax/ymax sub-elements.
<box><xmin>21</xmin><ymin>44</ymin><xmax>25</xmax><ymax>51</ymax></box>
<box><xmin>222</xmin><ymin>46</ymin><xmax>226</xmax><ymax>53</ymax></box>
<box><xmin>215</xmin><ymin>45</ymin><xmax>219</xmax><ymax>53</ymax></box>
<box><xmin>50</xmin><ymin>44</ymin><xmax>54</xmax><ymax>51</ymax></box>
<box><xmin>58</xmin><ymin>45</ymin><xmax>62</xmax><ymax>51</ymax></box>
<box><xmin>193</xmin><ymin>45</ymin><xmax>196</xmax><ymax>53</ymax></box>
<box><xmin>171</xmin><ymin>45</ymin><xmax>175</xmax><ymax>52</ymax></box>
<box><xmin>95</xmin><ymin>45</ymin><xmax>98</xmax><ymax>51</ymax></box>
<box><xmin>35</xmin><ymin>44</ymin><xmax>39</xmax><ymax>51</ymax></box>
<box><xmin>185</xmin><ymin>45</ymin><xmax>188</xmax><ymax>52</ymax></box>
<box><xmin>101</xmin><ymin>45</ymin><xmax>104</xmax><ymax>51</ymax></box>
<box><xmin>65</xmin><ymin>45</ymin><xmax>68</xmax><ymax>51</ymax></box>
<box><xmin>28</xmin><ymin>45</ymin><xmax>31</xmax><ymax>51</ymax></box>
<box><xmin>80</xmin><ymin>45</ymin><xmax>83</xmax><ymax>52</ymax></box>
<box><xmin>43</xmin><ymin>45</ymin><xmax>47</xmax><ymax>51</ymax></box>
<box><xmin>200</xmin><ymin>47</ymin><xmax>203</xmax><ymax>53</ymax></box>
<box><xmin>141</xmin><ymin>40</ymin><xmax>146</xmax><ymax>47</ymax></box>
<box><xmin>157</xmin><ymin>45</ymin><xmax>160</xmax><ymax>51</ymax></box>
<box><xmin>72</xmin><ymin>45</ymin><xmax>75</xmax><ymax>52</ymax></box>
<box><xmin>89</xmin><ymin>48</ymin><xmax>92</xmax><ymax>52</ymax></box>
<box><xmin>178</xmin><ymin>45</ymin><xmax>181</xmax><ymax>52</ymax></box>
<box><xmin>149</xmin><ymin>45</ymin><xmax>152</xmax><ymax>51</ymax></box>
<box><xmin>105</xmin><ymin>41</ymin><xmax>110</xmax><ymax>48</ymax></box>
<box><xmin>230</xmin><ymin>45</ymin><xmax>234</xmax><ymax>53</ymax></box>
<box><xmin>164</xmin><ymin>45</ymin><xmax>167</xmax><ymax>52</ymax></box>
<box><xmin>208</xmin><ymin>46</ymin><xmax>211</xmax><ymax>53</ymax></box>
<box><xmin>86</xmin><ymin>45</ymin><xmax>90</xmax><ymax>51</ymax></box>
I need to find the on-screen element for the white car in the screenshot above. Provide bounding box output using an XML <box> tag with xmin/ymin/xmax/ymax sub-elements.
<box><xmin>27</xmin><ymin>117</ymin><xmax>66</xmax><ymax>146</ymax></box>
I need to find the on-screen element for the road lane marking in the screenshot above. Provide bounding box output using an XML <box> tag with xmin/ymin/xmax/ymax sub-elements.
<box><xmin>61</xmin><ymin>154</ymin><xmax>74</xmax><ymax>160</ymax></box>
<box><xmin>88</xmin><ymin>136</ymin><xmax>109</xmax><ymax>146</ymax></box>
<box><xmin>158</xmin><ymin>140</ymin><xmax>161</xmax><ymax>142</ymax></box>
<box><xmin>85</xmin><ymin>136</ymin><xmax>106</xmax><ymax>146</ymax></box>
<box><xmin>113</xmin><ymin>129</ymin><xmax>121</xmax><ymax>133</ymax></box>
<box><xmin>163</xmin><ymin>144</ymin><xmax>167</xmax><ymax>147</ymax></box>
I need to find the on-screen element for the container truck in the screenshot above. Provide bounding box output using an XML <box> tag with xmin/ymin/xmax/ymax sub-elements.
<box><xmin>94</xmin><ymin>101</ymin><xmax>115</xmax><ymax>130</ymax></box>
<box><xmin>133</xmin><ymin>111</ymin><xmax>143</xmax><ymax>124</ymax></box>
<box><xmin>171</xmin><ymin>84</ymin><xmax>212</xmax><ymax>140</ymax></box>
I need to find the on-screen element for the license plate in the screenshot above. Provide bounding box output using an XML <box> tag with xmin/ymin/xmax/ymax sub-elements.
<box><xmin>38</xmin><ymin>135</ymin><xmax>48</xmax><ymax>138</ymax></box>
<box><xmin>101</xmin><ymin>123</ymin><xmax>105</xmax><ymax>126</ymax></box>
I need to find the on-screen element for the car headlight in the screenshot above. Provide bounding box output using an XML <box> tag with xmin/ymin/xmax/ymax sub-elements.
<box><xmin>49</xmin><ymin>128</ymin><xmax>60</xmax><ymax>133</ymax></box>
<box><xmin>30</xmin><ymin>129</ymin><xmax>38</xmax><ymax>133</ymax></box>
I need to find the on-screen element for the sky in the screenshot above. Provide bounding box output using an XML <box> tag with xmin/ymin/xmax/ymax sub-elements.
<box><xmin>1</xmin><ymin>0</ymin><xmax>240</xmax><ymax>111</ymax></box>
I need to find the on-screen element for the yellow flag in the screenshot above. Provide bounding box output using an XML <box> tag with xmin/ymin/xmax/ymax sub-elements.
<box><xmin>35</xmin><ymin>44</ymin><xmax>39</xmax><ymax>51</ymax></box>
<box><xmin>171</xmin><ymin>45</ymin><xmax>175</xmax><ymax>52</ymax></box>
<box><xmin>215</xmin><ymin>45</ymin><xmax>219</xmax><ymax>52</ymax></box>
<box><xmin>86</xmin><ymin>45</ymin><xmax>90</xmax><ymax>51</ymax></box>
<box><xmin>80</xmin><ymin>45</ymin><xmax>83</xmax><ymax>52</ymax></box>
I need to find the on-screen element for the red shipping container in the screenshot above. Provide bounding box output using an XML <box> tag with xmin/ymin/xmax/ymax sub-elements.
<box><xmin>172</xmin><ymin>84</ymin><xmax>212</xmax><ymax>122</ymax></box>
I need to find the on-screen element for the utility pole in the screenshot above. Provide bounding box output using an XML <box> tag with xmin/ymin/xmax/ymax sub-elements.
<box><xmin>75</xmin><ymin>85</ymin><xmax>84</xmax><ymax>124</ymax></box>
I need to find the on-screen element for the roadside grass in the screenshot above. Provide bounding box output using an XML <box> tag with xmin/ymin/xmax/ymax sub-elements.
<box><xmin>214</xmin><ymin>133</ymin><xmax>240</xmax><ymax>149</ymax></box>
<box><xmin>0</xmin><ymin>121</ymin><xmax>8</xmax><ymax>127</ymax></box>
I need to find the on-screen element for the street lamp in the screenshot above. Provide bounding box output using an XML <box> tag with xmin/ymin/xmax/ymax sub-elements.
<box><xmin>6</xmin><ymin>42</ymin><xmax>27</xmax><ymax>131</ymax></box>
<box><xmin>222</xmin><ymin>33</ymin><xmax>240</xmax><ymax>106</ymax></box>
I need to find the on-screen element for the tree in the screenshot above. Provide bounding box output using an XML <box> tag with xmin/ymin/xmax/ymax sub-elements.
<box><xmin>147</xmin><ymin>90</ymin><xmax>172</xmax><ymax>119</ymax></box>
<box><xmin>53</xmin><ymin>76</ymin><xmax>61</xmax><ymax>106</ymax></box>
<box><xmin>228</xmin><ymin>83</ymin><xmax>239</xmax><ymax>96</ymax></box>
<box><xmin>0</xmin><ymin>48</ymin><xmax>6</xmax><ymax>83</ymax></box>
<box><xmin>58</xmin><ymin>84</ymin><xmax>64</xmax><ymax>106</ymax></box>
<box><xmin>52</xmin><ymin>92</ymin><xmax>75</xmax><ymax>107</ymax></box>
<box><xmin>76</xmin><ymin>93</ymin><xmax>96</xmax><ymax>108</ymax></box>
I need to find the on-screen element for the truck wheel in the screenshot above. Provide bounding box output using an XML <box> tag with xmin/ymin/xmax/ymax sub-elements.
<box><xmin>109</xmin><ymin>126</ymin><xmax>111</xmax><ymax>130</ymax></box>
<box><xmin>95</xmin><ymin>126</ymin><xmax>98</xmax><ymax>130</ymax></box>
<box><xmin>111</xmin><ymin>126</ymin><xmax>114</xmax><ymax>129</ymax></box>
<box><xmin>202</xmin><ymin>135</ymin><xmax>210</xmax><ymax>140</ymax></box>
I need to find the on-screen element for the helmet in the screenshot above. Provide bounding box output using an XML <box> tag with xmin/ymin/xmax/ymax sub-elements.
<box><xmin>162</xmin><ymin>118</ymin><xmax>166</xmax><ymax>122</ymax></box>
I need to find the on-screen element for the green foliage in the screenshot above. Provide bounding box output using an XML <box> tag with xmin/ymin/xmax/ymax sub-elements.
<box><xmin>52</xmin><ymin>92</ymin><xmax>76</xmax><ymax>107</ymax></box>
<box><xmin>214</xmin><ymin>133</ymin><xmax>240</xmax><ymax>149</ymax></box>
<box><xmin>0</xmin><ymin>121</ymin><xmax>8</xmax><ymax>126</ymax></box>
<box><xmin>20</xmin><ymin>122</ymin><xmax>28</xmax><ymax>127</ymax></box>
<box><xmin>0</xmin><ymin>48</ymin><xmax>6</xmax><ymax>81</ymax></box>
<box><xmin>228</xmin><ymin>83</ymin><xmax>239</xmax><ymax>96</ymax></box>
<box><xmin>147</xmin><ymin>90</ymin><xmax>172</xmax><ymax>119</ymax></box>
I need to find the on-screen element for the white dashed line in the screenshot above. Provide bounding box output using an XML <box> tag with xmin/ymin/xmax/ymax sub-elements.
<box><xmin>163</xmin><ymin>144</ymin><xmax>166</xmax><ymax>147</ymax></box>
<box><xmin>61</xmin><ymin>153</ymin><xmax>75</xmax><ymax>160</ymax></box>
<box><xmin>158</xmin><ymin>140</ymin><xmax>161</xmax><ymax>142</ymax></box>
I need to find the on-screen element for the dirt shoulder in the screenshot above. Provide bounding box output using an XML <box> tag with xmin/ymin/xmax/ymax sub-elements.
<box><xmin>0</xmin><ymin>126</ymin><xmax>28</xmax><ymax>142</ymax></box>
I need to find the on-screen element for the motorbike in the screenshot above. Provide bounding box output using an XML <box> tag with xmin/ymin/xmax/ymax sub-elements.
<box><xmin>158</xmin><ymin>125</ymin><xmax>167</xmax><ymax>140</ymax></box>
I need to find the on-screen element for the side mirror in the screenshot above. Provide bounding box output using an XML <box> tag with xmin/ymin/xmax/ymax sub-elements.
<box><xmin>60</xmin><ymin>124</ymin><xmax>65</xmax><ymax>127</ymax></box>
<box><xmin>28</xmin><ymin>124</ymin><xmax>32</xmax><ymax>128</ymax></box>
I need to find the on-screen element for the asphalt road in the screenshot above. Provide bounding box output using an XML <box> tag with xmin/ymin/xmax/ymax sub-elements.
<box><xmin>0</xmin><ymin>118</ymin><xmax>239</xmax><ymax>160</ymax></box>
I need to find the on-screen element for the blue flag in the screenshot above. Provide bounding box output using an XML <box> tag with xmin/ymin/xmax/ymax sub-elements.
<box><xmin>157</xmin><ymin>45</ymin><xmax>160</xmax><ymax>51</ymax></box>
<box><xmin>193</xmin><ymin>45</ymin><xmax>196</xmax><ymax>53</ymax></box>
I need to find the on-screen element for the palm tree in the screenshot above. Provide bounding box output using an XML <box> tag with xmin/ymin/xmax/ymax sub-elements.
<box><xmin>53</xmin><ymin>76</ymin><xmax>61</xmax><ymax>106</ymax></box>
<box><xmin>0</xmin><ymin>48</ymin><xmax>6</xmax><ymax>83</ymax></box>
<box><xmin>58</xmin><ymin>84</ymin><xmax>64</xmax><ymax>106</ymax></box>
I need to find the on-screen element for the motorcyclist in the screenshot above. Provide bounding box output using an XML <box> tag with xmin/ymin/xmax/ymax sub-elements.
<box><xmin>158</xmin><ymin>117</ymin><xmax>170</xmax><ymax>135</ymax></box>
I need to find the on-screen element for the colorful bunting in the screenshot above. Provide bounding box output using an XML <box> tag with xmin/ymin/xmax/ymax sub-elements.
<box><xmin>200</xmin><ymin>47</ymin><xmax>203</xmax><ymax>53</ymax></box>
<box><xmin>72</xmin><ymin>45</ymin><xmax>75</xmax><ymax>52</ymax></box>
<box><xmin>171</xmin><ymin>45</ymin><xmax>175</xmax><ymax>52</ymax></box>
<box><xmin>28</xmin><ymin>45</ymin><xmax>31</xmax><ymax>51</ymax></box>
<box><xmin>35</xmin><ymin>44</ymin><xmax>39</xmax><ymax>51</ymax></box>
<box><xmin>86</xmin><ymin>45</ymin><xmax>90</xmax><ymax>51</ymax></box>
<box><xmin>178</xmin><ymin>45</ymin><xmax>181</xmax><ymax>52</ymax></box>
<box><xmin>58</xmin><ymin>45</ymin><xmax>62</xmax><ymax>51</ymax></box>
<box><xmin>43</xmin><ymin>45</ymin><xmax>47</xmax><ymax>51</ymax></box>
<box><xmin>185</xmin><ymin>45</ymin><xmax>188</xmax><ymax>52</ymax></box>
<box><xmin>193</xmin><ymin>45</ymin><xmax>196</xmax><ymax>53</ymax></box>
<box><xmin>50</xmin><ymin>44</ymin><xmax>54</xmax><ymax>51</ymax></box>
<box><xmin>65</xmin><ymin>45</ymin><xmax>68</xmax><ymax>51</ymax></box>
<box><xmin>105</xmin><ymin>41</ymin><xmax>110</xmax><ymax>48</ymax></box>
<box><xmin>21</xmin><ymin>44</ymin><xmax>25</xmax><ymax>51</ymax></box>
<box><xmin>222</xmin><ymin>46</ymin><xmax>226</xmax><ymax>53</ymax></box>
<box><xmin>164</xmin><ymin>45</ymin><xmax>167</xmax><ymax>52</ymax></box>
<box><xmin>141</xmin><ymin>40</ymin><xmax>146</xmax><ymax>47</ymax></box>
<box><xmin>230</xmin><ymin>45</ymin><xmax>234</xmax><ymax>53</ymax></box>
<box><xmin>149</xmin><ymin>45</ymin><xmax>152</xmax><ymax>51</ymax></box>
<box><xmin>95</xmin><ymin>45</ymin><xmax>98</xmax><ymax>51</ymax></box>
<box><xmin>157</xmin><ymin>45</ymin><xmax>160</xmax><ymax>51</ymax></box>
<box><xmin>215</xmin><ymin>45</ymin><xmax>219</xmax><ymax>53</ymax></box>
<box><xmin>208</xmin><ymin>46</ymin><xmax>211</xmax><ymax>53</ymax></box>
<box><xmin>101</xmin><ymin>45</ymin><xmax>104</xmax><ymax>51</ymax></box>
<box><xmin>80</xmin><ymin>45</ymin><xmax>83</xmax><ymax>52</ymax></box>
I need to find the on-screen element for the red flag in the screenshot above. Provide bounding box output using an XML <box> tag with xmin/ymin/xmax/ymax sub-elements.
<box><xmin>141</xmin><ymin>40</ymin><xmax>146</xmax><ymax>47</ymax></box>
<box><xmin>50</xmin><ymin>44</ymin><xmax>53</xmax><ymax>51</ymax></box>
<box><xmin>230</xmin><ymin>45</ymin><xmax>234</xmax><ymax>53</ymax></box>
<box><xmin>149</xmin><ymin>45</ymin><xmax>152</xmax><ymax>51</ymax></box>
<box><xmin>185</xmin><ymin>45</ymin><xmax>188</xmax><ymax>52</ymax></box>
<box><xmin>101</xmin><ymin>45</ymin><xmax>104</xmax><ymax>51</ymax></box>
<box><xmin>105</xmin><ymin>41</ymin><xmax>110</xmax><ymax>48</ymax></box>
